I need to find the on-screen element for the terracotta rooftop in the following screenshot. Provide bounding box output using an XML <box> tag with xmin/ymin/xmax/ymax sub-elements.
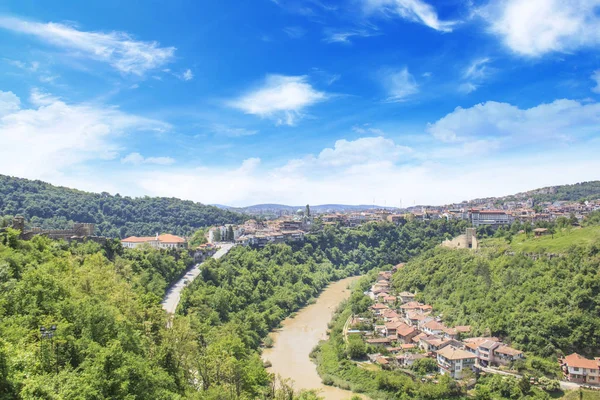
<box><xmin>122</xmin><ymin>233</ymin><xmax>186</xmax><ymax>243</ymax></box>
<box><xmin>437</xmin><ymin>346</ymin><xmax>477</xmax><ymax>361</ymax></box>
<box><xmin>422</xmin><ymin>320</ymin><xmax>446</xmax><ymax>331</ymax></box>
<box><xmin>564</xmin><ymin>353</ymin><xmax>599</xmax><ymax>370</ymax></box>
<box><xmin>495</xmin><ymin>346</ymin><xmax>524</xmax><ymax>357</ymax></box>
<box><xmin>396</xmin><ymin>324</ymin><xmax>417</xmax><ymax>337</ymax></box>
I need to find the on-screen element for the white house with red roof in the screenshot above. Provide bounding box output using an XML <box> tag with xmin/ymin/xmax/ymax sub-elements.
<box><xmin>121</xmin><ymin>233</ymin><xmax>187</xmax><ymax>249</ymax></box>
<box><xmin>564</xmin><ymin>353</ymin><xmax>600</xmax><ymax>384</ymax></box>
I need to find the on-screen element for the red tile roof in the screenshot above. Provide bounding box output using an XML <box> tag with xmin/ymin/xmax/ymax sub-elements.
<box><xmin>122</xmin><ymin>234</ymin><xmax>185</xmax><ymax>244</ymax></box>
<box><xmin>565</xmin><ymin>353</ymin><xmax>599</xmax><ymax>370</ymax></box>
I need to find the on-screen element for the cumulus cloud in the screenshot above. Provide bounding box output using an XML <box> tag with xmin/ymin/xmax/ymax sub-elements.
<box><xmin>278</xmin><ymin>136</ymin><xmax>413</xmax><ymax>174</ymax></box>
<box><xmin>121</xmin><ymin>152</ymin><xmax>175</xmax><ymax>165</ymax></box>
<box><xmin>380</xmin><ymin>67</ymin><xmax>419</xmax><ymax>102</ymax></box>
<box><xmin>132</xmin><ymin>139</ymin><xmax>600</xmax><ymax>207</ymax></box>
<box><xmin>427</xmin><ymin>99</ymin><xmax>600</xmax><ymax>144</ymax></box>
<box><xmin>361</xmin><ymin>0</ymin><xmax>456</xmax><ymax>32</ymax></box>
<box><xmin>0</xmin><ymin>89</ymin><xmax>170</xmax><ymax>181</ymax></box>
<box><xmin>0</xmin><ymin>91</ymin><xmax>20</xmax><ymax>117</ymax></box>
<box><xmin>0</xmin><ymin>16</ymin><xmax>175</xmax><ymax>74</ymax></box>
<box><xmin>480</xmin><ymin>0</ymin><xmax>600</xmax><ymax>56</ymax></box>
<box><xmin>5</xmin><ymin>90</ymin><xmax>600</xmax><ymax>207</ymax></box>
<box><xmin>229</xmin><ymin>74</ymin><xmax>327</xmax><ymax>125</ymax></box>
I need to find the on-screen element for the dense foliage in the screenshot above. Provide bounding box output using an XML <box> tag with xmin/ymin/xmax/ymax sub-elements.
<box><xmin>392</xmin><ymin>243</ymin><xmax>600</xmax><ymax>364</ymax></box>
<box><xmin>0</xmin><ymin>174</ymin><xmax>247</xmax><ymax>238</ymax></box>
<box><xmin>0</xmin><ymin>217</ymin><xmax>467</xmax><ymax>399</ymax></box>
<box><xmin>0</xmin><ymin>230</ymin><xmax>193</xmax><ymax>399</ymax></box>
<box><xmin>501</xmin><ymin>181</ymin><xmax>600</xmax><ymax>203</ymax></box>
<box><xmin>176</xmin><ymin>220</ymin><xmax>467</xmax><ymax>399</ymax></box>
<box><xmin>179</xmin><ymin>218</ymin><xmax>468</xmax><ymax>344</ymax></box>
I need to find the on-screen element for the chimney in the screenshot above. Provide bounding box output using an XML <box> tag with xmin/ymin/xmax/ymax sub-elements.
<box><xmin>156</xmin><ymin>232</ymin><xmax>159</xmax><ymax>240</ymax></box>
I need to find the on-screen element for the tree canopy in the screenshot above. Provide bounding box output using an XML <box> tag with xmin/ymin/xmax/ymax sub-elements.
<box><xmin>0</xmin><ymin>174</ymin><xmax>247</xmax><ymax>238</ymax></box>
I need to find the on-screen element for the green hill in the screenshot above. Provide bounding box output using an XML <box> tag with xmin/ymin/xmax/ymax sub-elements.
<box><xmin>0</xmin><ymin>174</ymin><xmax>247</xmax><ymax>238</ymax></box>
<box><xmin>392</xmin><ymin>236</ymin><xmax>600</xmax><ymax>363</ymax></box>
<box><xmin>501</xmin><ymin>180</ymin><xmax>600</xmax><ymax>203</ymax></box>
<box><xmin>482</xmin><ymin>225</ymin><xmax>600</xmax><ymax>253</ymax></box>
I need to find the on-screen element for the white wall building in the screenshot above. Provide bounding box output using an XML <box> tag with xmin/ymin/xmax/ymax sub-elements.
<box><xmin>121</xmin><ymin>233</ymin><xmax>186</xmax><ymax>249</ymax></box>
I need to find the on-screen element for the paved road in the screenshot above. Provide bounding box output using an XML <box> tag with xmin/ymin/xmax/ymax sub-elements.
<box><xmin>161</xmin><ymin>243</ymin><xmax>235</xmax><ymax>314</ymax></box>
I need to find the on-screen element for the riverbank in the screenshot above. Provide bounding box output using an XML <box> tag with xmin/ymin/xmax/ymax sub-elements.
<box><xmin>262</xmin><ymin>276</ymin><xmax>365</xmax><ymax>400</ymax></box>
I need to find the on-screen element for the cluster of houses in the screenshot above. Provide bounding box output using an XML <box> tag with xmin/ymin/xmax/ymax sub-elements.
<box><xmin>209</xmin><ymin>218</ymin><xmax>307</xmax><ymax>247</ymax></box>
<box><xmin>309</xmin><ymin>199</ymin><xmax>600</xmax><ymax>231</ymax></box>
<box><xmin>121</xmin><ymin>233</ymin><xmax>187</xmax><ymax>249</ymax></box>
<box><xmin>121</xmin><ymin>233</ymin><xmax>220</xmax><ymax>262</ymax></box>
<box><xmin>352</xmin><ymin>267</ymin><xmax>525</xmax><ymax>379</ymax></box>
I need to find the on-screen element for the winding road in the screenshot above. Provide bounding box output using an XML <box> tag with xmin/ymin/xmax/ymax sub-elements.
<box><xmin>161</xmin><ymin>243</ymin><xmax>235</xmax><ymax>314</ymax></box>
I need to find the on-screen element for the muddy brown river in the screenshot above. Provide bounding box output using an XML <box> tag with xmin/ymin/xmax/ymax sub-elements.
<box><xmin>262</xmin><ymin>276</ymin><xmax>365</xmax><ymax>399</ymax></box>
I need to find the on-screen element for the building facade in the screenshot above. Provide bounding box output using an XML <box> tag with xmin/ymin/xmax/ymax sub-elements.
<box><xmin>121</xmin><ymin>233</ymin><xmax>187</xmax><ymax>249</ymax></box>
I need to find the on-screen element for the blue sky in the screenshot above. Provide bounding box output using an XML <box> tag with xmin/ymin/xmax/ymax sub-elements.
<box><xmin>0</xmin><ymin>0</ymin><xmax>599</xmax><ymax>206</ymax></box>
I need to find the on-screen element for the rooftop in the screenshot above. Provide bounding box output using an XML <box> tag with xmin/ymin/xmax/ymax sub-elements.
<box><xmin>437</xmin><ymin>346</ymin><xmax>477</xmax><ymax>361</ymax></box>
<box><xmin>564</xmin><ymin>353</ymin><xmax>599</xmax><ymax>370</ymax></box>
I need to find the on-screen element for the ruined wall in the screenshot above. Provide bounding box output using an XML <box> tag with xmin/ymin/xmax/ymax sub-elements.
<box><xmin>441</xmin><ymin>228</ymin><xmax>478</xmax><ymax>250</ymax></box>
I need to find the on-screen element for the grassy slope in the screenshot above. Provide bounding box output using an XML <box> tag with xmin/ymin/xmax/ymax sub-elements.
<box><xmin>561</xmin><ymin>390</ymin><xmax>600</xmax><ymax>400</ymax></box>
<box><xmin>481</xmin><ymin>226</ymin><xmax>600</xmax><ymax>253</ymax></box>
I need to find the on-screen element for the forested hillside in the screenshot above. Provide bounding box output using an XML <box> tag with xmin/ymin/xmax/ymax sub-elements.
<box><xmin>0</xmin><ymin>230</ymin><xmax>196</xmax><ymax>399</ymax></box>
<box><xmin>178</xmin><ymin>218</ymin><xmax>467</xmax><ymax>340</ymax></box>
<box><xmin>0</xmin><ymin>174</ymin><xmax>247</xmax><ymax>238</ymax></box>
<box><xmin>500</xmin><ymin>180</ymin><xmax>600</xmax><ymax>203</ymax></box>
<box><xmin>0</xmin><ymin>217</ymin><xmax>467</xmax><ymax>399</ymax></box>
<box><xmin>393</xmin><ymin>226</ymin><xmax>600</xmax><ymax>361</ymax></box>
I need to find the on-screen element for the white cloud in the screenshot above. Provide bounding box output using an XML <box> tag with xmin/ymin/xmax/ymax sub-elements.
<box><xmin>0</xmin><ymin>89</ymin><xmax>170</xmax><ymax>181</ymax></box>
<box><xmin>229</xmin><ymin>74</ymin><xmax>327</xmax><ymax>125</ymax></box>
<box><xmin>352</xmin><ymin>124</ymin><xmax>384</xmax><ymax>135</ymax></box>
<box><xmin>277</xmin><ymin>136</ymin><xmax>412</xmax><ymax>175</ymax></box>
<box><xmin>283</xmin><ymin>26</ymin><xmax>306</xmax><ymax>38</ymax></box>
<box><xmin>0</xmin><ymin>16</ymin><xmax>175</xmax><ymax>75</ymax></box>
<box><xmin>427</xmin><ymin>99</ymin><xmax>600</xmax><ymax>144</ymax></box>
<box><xmin>211</xmin><ymin>123</ymin><xmax>258</xmax><ymax>137</ymax></box>
<box><xmin>480</xmin><ymin>0</ymin><xmax>600</xmax><ymax>56</ymax></box>
<box><xmin>6</xmin><ymin>59</ymin><xmax>40</xmax><ymax>72</ymax></box>
<box><xmin>0</xmin><ymin>91</ymin><xmax>20</xmax><ymax>117</ymax></box>
<box><xmin>323</xmin><ymin>29</ymin><xmax>376</xmax><ymax>44</ymax></box>
<box><xmin>380</xmin><ymin>67</ymin><xmax>419</xmax><ymax>102</ymax></box>
<box><xmin>131</xmin><ymin>138</ymin><xmax>600</xmax><ymax>207</ymax></box>
<box><xmin>4</xmin><ymin>90</ymin><xmax>600</xmax><ymax>207</ymax></box>
<box><xmin>464</xmin><ymin>57</ymin><xmax>491</xmax><ymax>80</ymax></box>
<box><xmin>121</xmin><ymin>152</ymin><xmax>175</xmax><ymax>165</ymax></box>
<box><xmin>182</xmin><ymin>69</ymin><xmax>193</xmax><ymax>81</ymax></box>
<box><xmin>361</xmin><ymin>0</ymin><xmax>456</xmax><ymax>32</ymax></box>
<box><xmin>592</xmin><ymin>70</ymin><xmax>600</xmax><ymax>94</ymax></box>
<box><xmin>458</xmin><ymin>82</ymin><xmax>478</xmax><ymax>94</ymax></box>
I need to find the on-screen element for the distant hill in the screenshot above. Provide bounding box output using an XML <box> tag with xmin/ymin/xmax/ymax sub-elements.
<box><xmin>0</xmin><ymin>175</ymin><xmax>247</xmax><ymax>238</ymax></box>
<box><xmin>471</xmin><ymin>181</ymin><xmax>600</xmax><ymax>205</ymax></box>
<box><xmin>214</xmin><ymin>203</ymin><xmax>400</xmax><ymax>215</ymax></box>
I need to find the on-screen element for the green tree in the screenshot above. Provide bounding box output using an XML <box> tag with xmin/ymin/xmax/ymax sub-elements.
<box><xmin>346</xmin><ymin>336</ymin><xmax>366</xmax><ymax>359</ymax></box>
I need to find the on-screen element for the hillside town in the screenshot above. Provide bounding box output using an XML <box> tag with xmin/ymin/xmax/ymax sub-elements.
<box><xmin>202</xmin><ymin>197</ymin><xmax>600</xmax><ymax>249</ymax></box>
<box><xmin>113</xmin><ymin>196</ymin><xmax>600</xmax><ymax>256</ymax></box>
<box><xmin>354</xmin><ymin>268</ymin><xmax>600</xmax><ymax>386</ymax></box>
